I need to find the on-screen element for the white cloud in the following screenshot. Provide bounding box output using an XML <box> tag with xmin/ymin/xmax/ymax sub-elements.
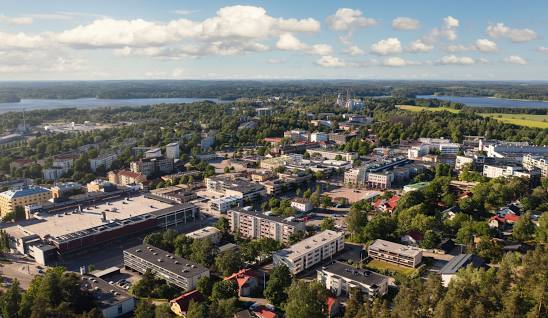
<box><xmin>316</xmin><ymin>55</ymin><xmax>346</xmax><ymax>67</ymax></box>
<box><xmin>439</xmin><ymin>55</ymin><xmax>475</xmax><ymax>65</ymax></box>
<box><xmin>171</xmin><ymin>68</ymin><xmax>185</xmax><ymax>78</ymax></box>
<box><xmin>486</xmin><ymin>22</ymin><xmax>537</xmax><ymax>42</ymax></box>
<box><xmin>503</xmin><ymin>55</ymin><xmax>527</xmax><ymax>65</ymax></box>
<box><xmin>406</xmin><ymin>39</ymin><xmax>433</xmax><ymax>53</ymax></box>
<box><xmin>276</xmin><ymin>33</ymin><xmax>331</xmax><ymax>55</ymax></box>
<box><xmin>57</xmin><ymin>5</ymin><xmax>320</xmax><ymax>49</ymax></box>
<box><xmin>474</xmin><ymin>38</ymin><xmax>497</xmax><ymax>52</ymax></box>
<box><xmin>392</xmin><ymin>17</ymin><xmax>420</xmax><ymax>30</ymax></box>
<box><xmin>370</xmin><ymin>38</ymin><xmax>402</xmax><ymax>55</ymax></box>
<box><xmin>327</xmin><ymin>8</ymin><xmax>377</xmax><ymax>31</ymax></box>
<box><xmin>172</xmin><ymin>10</ymin><xmax>198</xmax><ymax>16</ymax></box>
<box><xmin>443</xmin><ymin>16</ymin><xmax>459</xmax><ymax>28</ymax></box>
<box><xmin>382</xmin><ymin>57</ymin><xmax>418</xmax><ymax>67</ymax></box>
<box><xmin>0</xmin><ymin>15</ymin><xmax>33</xmax><ymax>25</ymax></box>
<box><xmin>538</xmin><ymin>46</ymin><xmax>548</xmax><ymax>53</ymax></box>
<box><xmin>0</xmin><ymin>31</ymin><xmax>45</xmax><ymax>49</ymax></box>
<box><xmin>267</xmin><ymin>58</ymin><xmax>286</xmax><ymax>64</ymax></box>
<box><xmin>344</xmin><ymin>45</ymin><xmax>365</xmax><ymax>56</ymax></box>
<box><xmin>446</xmin><ymin>44</ymin><xmax>468</xmax><ymax>52</ymax></box>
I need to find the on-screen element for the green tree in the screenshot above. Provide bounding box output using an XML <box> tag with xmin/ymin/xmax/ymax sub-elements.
<box><xmin>284</xmin><ymin>281</ymin><xmax>327</xmax><ymax>318</ymax></box>
<box><xmin>155</xmin><ymin>303</ymin><xmax>174</xmax><ymax>318</ymax></box>
<box><xmin>190</xmin><ymin>238</ymin><xmax>218</xmax><ymax>267</ymax></box>
<box><xmin>208</xmin><ymin>298</ymin><xmax>239</xmax><ymax>318</ymax></box>
<box><xmin>512</xmin><ymin>212</ymin><xmax>535</xmax><ymax>242</ymax></box>
<box><xmin>215</xmin><ymin>251</ymin><xmax>243</xmax><ymax>276</ymax></box>
<box><xmin>346</xmin><ymin>206</ymin><xmax>368</xmax><ymax>240</ymax></box>
<box><xmin>196</xmin><ymin>276</ymin><xmax>214</xmax><ymax>298</ymax></box>
<box><xmin>134</xmin><ymin>300</ymin><xmax>156</xmax><ymax>318</ymax></box>
<box><xmin>320</xmin><ymin>217</ymin><xmax>335</xmax><ymax>231</ymax></box>
<box><xmin>535</xmin><ymin>212</ymin><xmax>548</xmax><ymax>243</ymax></box>
<box><xmin>211</xmin><ymin>280</ymin><xmax>238</xmax><ymax>301</ymax></box>
<box><xmin>264</xmin><ymin>265</ymin><xmax>292</xmax><ymax>306</ymax></box>
<box><xmin>186</xmin><ymin>301</ymin><xmax>208</xmax><ymax>318</ymax></box>
<box><xmin>1</xmin><ymin>279</ymin><xmax>21</xmax><ymax>318</ymax></box>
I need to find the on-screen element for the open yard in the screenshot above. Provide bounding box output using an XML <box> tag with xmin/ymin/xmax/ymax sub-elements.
<box><xmin>365</xmin><ymin>259</ymin><xmax>417</xmax><ymax>276</ymax></box>
<box><xmin>397</xmin><ymin>105</ymin><xmax>548</xmax><ymax>128</ymax></box>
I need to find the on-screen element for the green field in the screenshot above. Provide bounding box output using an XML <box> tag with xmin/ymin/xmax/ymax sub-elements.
<box><xmin>365</xmin><ymin>259</ymin><xmax>417</xmax><ymax>276</ymax></box>
<box><xmin>397</xmin><ymin>105</ymin><xmax>548</xmax><ymax>128</ymax></box>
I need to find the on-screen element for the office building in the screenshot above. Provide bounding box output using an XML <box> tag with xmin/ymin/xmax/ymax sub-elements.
<box><xmin>80</xmin><ymin>275</ymin><xmax>136</xmax><ymax>318</ymax></box>
<box><xmin>273</xmin><ymin>230</ymin><xmax>345</xmax><ymax>274</ymax></box>
<box><xmin>124</xmin><ymin>244</ymin><xmax>209</xmax><ymax>291</ymax></box>
<box><xmin>228</xmin><ymin>208</ymin><xmax>305</xmax><ymax>244</ymax></box>
<box><xmin>310</xmin><ymin>132</ymin><xmax>329</xmax><ymax>142</ymax></box>
<box><xmin>284</xmin><ymin>130</ymin><xmax>309</xmax><ymax>142</ymax></box>
<box><xmin>317</xmin><ymin>261</ymin><xmax>389</xmax><ymax>298</ymax></box>
<box><xmin>0</xmin><ymin>186</ymin><xmax>52</xmax><ymax>218</ymax></box>
<box><xmin>438</xmin><ymin>143</ymin><xmax>460</xmax><ymax>155</ymax></box>
<box><xmin>366</xmin><ymin>172</ymin><xmax>394</xmax><ymax>189</ymax></box>
<box><xmin>368</xmin><ymin>239</ymin><xmax>422</xmax><ymax>268</ymax></box>
<box><xmin>165</xmin><ymin>142</ymin><xmax>180</xmax><ymax>160</ymax></box>
<box><xmin>130</xmin><ymin>156</ymin><xmax>174</xmax><ymax>177</ymax></box>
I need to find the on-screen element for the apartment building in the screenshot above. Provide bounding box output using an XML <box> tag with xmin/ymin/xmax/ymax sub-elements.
<box><xmin>344</xmin><ymin>167</ymin><xmax>366</xmax><ymax>187</ymax></box>
<box><xmin>368</xmin><ymin>239</ymin><xmax>422</xmax><ymax>268</ymax></box>
<box><xmin>228</xmin><ymin>208</ymin><xmax>305</xmax><ymax>244</ymax></box>
<box><xmin>306</xmin><ymin>149</ymin><xmax>358</xmax><ymax>161</ymax></box>
<box><xmin>317</xmin><ymin>261</ymin><xmax>389</xmax><ymax>298</ymax></box>
<box><xmin>89</xmin><ymin>153</ymin><xmax>118</xmax><ymax>173</ymax></box>
<box><xmin>108</xmin><ymin>170</ymin><xmax>147</xmax><ymax>186</ymax></box>
<box><xmin>210</xmin><ymin>196</ymin><xmax>242</xmax><ymax>213</ymax></box>
<box><xmin>366</xmin><ymin>172</ymin><xmax>394</xmax><ymax>189</ymax></box>
<box><xmin>165</xmin><ymin>142</ymin><xmax>180</xmax><ymax>160</ymax></box>
<box><xmin>284</xmin><ymin>130</ymin><xmax>309</xmax><ymax>142</ymax></box>
<box><xmin>130</xmin><ymin>157</ymin><xmax>174</xmax><ymax>177</ymax></box>
<box><xmin>80</xmin><ymin>275</ymin><xmax>136</xmax><ymax>318</ymax></box>
<box><xmin>123</xmin><ymin>244</ymin><xmax>209</xmax><ymax>291</ymax></box>
<box><xmin>483</xmin><ymin>164</ymin><xmax>534</xmax><ymax>179</ymax></box>
<box><xmin>522</xmin><ymin>154</ymin><xmax>548</xmax><ymax>177</ymax></box>
<box><xmin>185</xmin><ymin>226</ymin><xmax>221</xmax><ymax>244</ymax></box>
<box><xmin>310</xmin><ymin>132</ymin><xmax>329</xmax><ymax>142</ymax></box>
<box><xmin>0</xmin><ymin>186</ymin><xmax>52</xmax><ymax>217</ymax></box>
<box><xmin>273</xmin><ymin>230</ymin><xmax>345</xmax><ymax>274</ymax></box>
<box><xmin>290</xmin><ymin>198</ymin><xmax>313</xmax><ymax>213</ymax></box>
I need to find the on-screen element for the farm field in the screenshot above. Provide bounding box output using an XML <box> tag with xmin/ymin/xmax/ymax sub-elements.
<box><xmin>397</xmin><ymin>105</ymin><xmax>548</xmax><ymax>128</ymax></box>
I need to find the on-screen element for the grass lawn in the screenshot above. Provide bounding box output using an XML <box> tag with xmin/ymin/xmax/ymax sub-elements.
<box><xmin>397</xmin><ymin>105</ymin><xmax>548</xmax><ymax>128</ymax></box>
<box><xmin>365</xmin><ymin>259</ymin><xmax>417</xmax><ymax>276</ymax></box>
<box><xmin>479</xmin><ymin>113</ymin><xmax>548</xmax><ymax>129</ymax></box>
<box><xmin>396</xmin><ymin>105</ymin><xmax>461</xmax><ymax>114</ymax></box>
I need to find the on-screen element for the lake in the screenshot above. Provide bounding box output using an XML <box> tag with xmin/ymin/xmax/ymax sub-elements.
<box><xmin>417</xmin><ymin>95</ymin><xmax>548</xmax><ymax>109</ymax></box>
<box><xmin>0</xmin><ymin>97</ymin><xmax>228</xmax><ymax>113</ymax></box>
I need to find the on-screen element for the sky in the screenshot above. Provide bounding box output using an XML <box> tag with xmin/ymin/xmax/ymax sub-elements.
<box><xmin>0</xmin><ymin>0</ymin><xmax>547</xmax><ymax>81</ymax></box>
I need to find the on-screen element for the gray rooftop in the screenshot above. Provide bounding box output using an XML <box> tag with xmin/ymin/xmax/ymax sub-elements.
<box><xmin>320</xmin><ymin>261</ymin><xmax>388</xmax><ymax>287</ymax></box>
<box><xmin>124</xmin><ymin>243</ymin><xmax>208</xmax><ymax>279</ymax></box>
<box><xmin>80</xmin><ymin>275</ymin><xmax>133</xmax><ymax>309</ymax></box>
<box><xmin>439</xmin><ymin>254</ymin><xmax>485</xmax><ymax>275</ymax></box>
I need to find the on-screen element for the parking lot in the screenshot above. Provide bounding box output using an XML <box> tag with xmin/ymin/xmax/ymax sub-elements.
<box><xmin>0</xmin><ymin>254</ymin><xmax>44</xmax><ymax>289</ymax></box>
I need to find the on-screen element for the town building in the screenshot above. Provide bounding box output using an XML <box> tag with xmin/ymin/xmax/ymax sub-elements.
<box><xmin>482</xmin><ymin>164</ymin><xmax>535</xmax><ymax>179</ymax></box>
<box><xmin>89</xmin><ymin>153</ymin><xmax>118</xmax><ymax>172</ymax></box>
<box><xmin>228</xmin><ymin>208</ymin><xmax>305</xmax><ymax>244</ymax></box>
<box><xmin>290</xmin><ymin>198</ymin><xmax>313</xmax><ymax>213</ymax></box>
<box><xmin>366</xmin><ymin>172</ymin><xmax>394</xmax><ymax>189</ymax></box>
<box><xmin>260</xmin><ymin>154</ymin><xmax>302</xmax><ymax>170</ymax></box>
<box><xmin>522</xmin><ymin>154</ymin><xmax>548</xmax><ymax>177</ymax></box>
<box><xmin>165</xmin><ymin>142</ymin><xmax>180</xmax><ymax>160</ymax></box>
<box><xmin>317</xmin><ymin>261</ymin><xmax>389</xmax><ymax>298</ymax></box>
<box><xmin>368</xmin><ymin>239</ymin><xmax>422</xmax><ymax>268</ymax></box>
<box><xmin>130</xmin><ymin>156</ymin><xmax>174</xmax><ymax>177</ymax></box>
<box><xmin>80</xmin><ymin>275</ymin><xmax>136</xmax><ymax>318</ymax></box>
<box><xmin>273</xmin><ymin>230</ymin><xmax>345</xmax><ymax>274</ymax></box>
<box><xmin>50</xmin><ymin>182</ymin><xmax>83</xmax><ymax>199</ymax></box>
<box><xmin>108</xmin><ymin>170</ymin><xmax>146</xmax><ymax>186</ymax></box>
<box><xmin>124</xmin><ymin>244</ymin><xmax>209</xmax><ymax>290</ymax></box>
<box><xmin>306</xmin><ymin>149</ymin><xmax>357</xmax><ymax>161</ymax></box>
<box><xmin>185</xmin><ymin>226</ymin><xmax>221</xmax><ymax>244</ymax></box>
<box><xmin>310</xmin><ymin>132</ymin><xmax>329</xmax><ymax>142</ymax></box>
<box><xmin>170</xmin><ymin>290</ymin><xmax>203</xmax><ymax>317</ymax></box>
<box><xmin>148</xmin><ymin>186</ymin><xmax>197</xmax><ymax>204</ymax></box>
<box><xmin>87</xmin><ymin>179</ymin><xmax>116</xmax><ymax>192</ymax></box>
<box><xmin>439</xmin><ymin>254</ymin><xmax>486</xmax><ymax>287</ymax></box>
<box><xmin>223</xmin><ymin>268</ymin><xmax>260</xmax><ymax>297</ymax></box>
<box><xmin>145</xmin><ymin>148</ymin><xmax>162</xmax><ymax>158</ymax></box>
<box><xmin>344</xmin><ymin>167</ymin><xmax>366</xmax><ymax>187</ymax></box>
<box><xmin>284</xmin><ymin>130</ymin><xmax>309</xmax><ymax>142</ymax></box>
<box><xmin>210</xmin><ymin>196</ymin><xmax>242</xmax><ymax>214</ymax></box>
<box><xmin>205</xmin><ymin>175</ymin><xmax>265</xmax><ymax>202</ymax></box>
<box><xmin>255</xmin><ymin>107</ymin><xmax>272</xmax><ymax>117</ymax></box>
<box><xmin>0</xmin><ymin>186</ymin><xmax>52</xmax><ymax>218</ymax></box>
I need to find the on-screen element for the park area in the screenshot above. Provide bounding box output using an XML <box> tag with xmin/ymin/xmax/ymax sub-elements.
<box><xmin>397</xmin><ymin>105</ymin><xmax>548</xmax><ymax>128</ymax></box>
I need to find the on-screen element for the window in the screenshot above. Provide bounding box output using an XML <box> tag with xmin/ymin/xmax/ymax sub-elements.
<box><xmin>118</xmin><ymin>305</ymin><xmax>123</xmax><ymax>314</ymax></box>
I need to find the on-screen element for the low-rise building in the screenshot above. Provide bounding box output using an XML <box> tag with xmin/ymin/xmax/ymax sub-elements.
<box><xmin>310</xmin><ymin>132</ymin><xmax>329</xmax><ymax>142</ymax></box>
<box><xmin>273</xmin><ymin>230</ymin><xmax>345</xmax><ymax>274</ymax></box>
<box><xmin>123</xmin><ymin>244</ymin><xmax>209</xmax><ymax>291</ymax></box>
<box><xmin>317</xmin><ymin>261</ymin><xmax>389</xmax><ymax>298</ymax></box>
<box><xmin>185</xmin><ymin>226</ymin><xmax>221</xmax><ymax>244</ymax></box>
<box><xmin>205</xmin><ymin>175</ymin><xmax>265</xmax><ymax>202</ymax></box>
<box><xmin>210</xmin><ymin>196</ymin><xmax>242</xmax><ymax>213</ymax></box>
<box><xmin>344</xmin><ymin>167</ymin><xmax>366</xmax><ymax>187</ymax></box>
<box><xmin>228</xmin><ymin>208</ymin><xmax>305</xmax><ymax>244</ymax></box>
<box><xmin>50</xmin><ymin>182</ymin><xmax>82</xmax><ymax>199</ymax></box>
<box><xmin>87</xmin><ymin>179</ymin><xmax>116</xmax><ymax>192</ymax></box>
<box><xmin>483</xmin><ymin>164</ymin><xmax>534</xmax><ymax>179</ymax></box>
<box><xmin>290</xmin><ymin>198</ymin><xmax>313</xmax><ymax>213</ymax></box>
<box><xmin>81</xmin><ymin>275</ymin><xmax>136</xmax><ymax>318</ymax></box>
<box><xmin>439</xmin><ymin>254</ymin><xmax>486</xmax><ymax>287</ymax></box>
<box><xmin>223</xmin><ymin>268</ymin><xmax>260</xmax><ymax>297</ymax></box>
<box><xmin>306</xmin><ymin>149</ymin><xmax>357</xmax><ymax>161</ymax></box>
<box><xmin>368</xmin><ymin>239</ymin><xmax>422</xmax><ymax>268</ymax></box>
<box><xmin>108</xmin><ymin>170</ymin><xmax>147</xmax><ymax>186</ymax></box>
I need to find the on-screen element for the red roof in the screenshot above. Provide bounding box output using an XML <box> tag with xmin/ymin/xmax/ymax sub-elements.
<box><xmin>117</xmin><ymin>170</ymin><xmax>144</xmax><ymax>179</ymax></box>
<box><xmin>264</xmin><ymin>137</ymin><xmax>282</xmax><ymax>143</ymax></box>
<box><xmin>170</xmin><ymin>290</ymin><xmax>203</xmax><ymax>313</ymax></box>
<box><xmin>373</xmin><ymin>195</ymin><xmax>400</xmax><ymax>211</ymax></box>
<box><xmin>327</xmin><ymin>296</ymin><xmax>338</xmax><ymax>316</ymax></box>
<box><xmin>223</xmin><ymin>268</ymin><xmax>256</xmax><ymax>289</ymax></box>
<box><xmin>253</xmin><ymin>306</ymin><xmax>277</xmax><ymax>318</ymax></box>
<box><xmin>387</xmin><ymin>195</ymin><xmax>400</xmax><ymax>209</ymax></box>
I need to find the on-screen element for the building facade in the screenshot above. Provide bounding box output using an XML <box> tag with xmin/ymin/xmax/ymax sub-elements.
<box><xmin>0</xmin><ymin>186</ymin><xmax>52</xmax><ymax>217</ymax></box>
<box><xmin>368</xmin><ymin>239</ymin><xmax>422</xmax><ymax>268</ymax></box>
<box><xmin>317</xmin><ymin>261</ymin><xmax>389</xmax><ymax>298</ymax></box>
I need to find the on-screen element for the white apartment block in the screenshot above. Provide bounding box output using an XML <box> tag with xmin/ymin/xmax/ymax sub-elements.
<box><xmin>89</xmin><ymin>153</ymin><xmax>118</xmax><ymax>172</ymax></box>
<box><xmin>185</xmin><ymin>226</ymin><xmax>221</xmax><ymax>244</ymax></box>
<box><xmin>438</xmin><ymin>143</ymin><xmax>460</xmax><ymax>155</ymax></box>
<box><xmin>306</xmin><ymin>149</ymin><xmax>358</xmax><ymax>161</ymax></box>
<box><xmin>165</xmin><ymin>142</ymin><xmax>180</xmax><ymax>160</ymax></box>
<box><xmin>522</xmin><ymin>154</ymin><xmax>548</xmax><ymax>177</ymax></box>
<box><xmin>290</xmin><ymin>198</ymin><xmax>313</xmax><ymax>213</ymax></box>
<box><xmin>310</xmin><ymin>132</ymin><xmax>329</xmax><ymax>142</ymax></box>
<box><xmin>366</xmin><ymin>172</ymin><xmax>394</xmax><ymax>189</ymax></box>
<box><xmin>455</xmin><ymin>155</ymin><xmax>474</xmax><ymax>170</ymax></box>
<box><xmin>228</xmin><ymin>208</ymin><xmax>305</xmax><ymax>244</ymax></box>
<box><xmin>483</xmin><ymin>165</ymin><xmax>533</xmax><ymax>179</ymax></box>
<box><xmin>317</xmin><ymin>261</ymin><xmax>389</xmax><ymax>298</ymax></box>
<box><xmin>344</xmin><ymin>167</ymin><xmax>366</xmax><ymax>187</ymax></box>
<box><xmin>273</xmin><ymin>230</ymin><xmax>345</xmax><ymax>274</ymax></box>
<box><xmin>210</xmin><ymin>196</ymin><xmax>242</xmax><ymax>213</ymax></box>
<box><xmin>368</xmin><ymin>239</ymin><xmax>422</xmax><ymax>268</ymax></box>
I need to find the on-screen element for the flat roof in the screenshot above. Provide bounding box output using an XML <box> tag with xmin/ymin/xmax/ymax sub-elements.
<box><xmin>275</xmin><ymin>230</ymin><xmax>343</xmax><ymax>259</ymax></box>
<box><xmin>186</xmin><ymin>226</ymin><xmax>220</xmax><ymax>240</ymax></box>
<box><xmin>321</xmin><ymin>261</ymin><xmax>388</xmax><ymax>287</ymax></box>
<box><xmin>369</xmin><ymin>239</ymin><xmax>421</xmax><ymax>258</ymax></box>
<box><xmin>124</xmin><ymin>243</ymin><xmax>208</xmax><ymax>279</ymax></box>
<box><xmin>23</xmin><ymin>195</ymin><xmax>172</xmax><ymax>239</ymax></box>
<box><xmin>80</xmin><ymin>274</ymin><xmax>133</xmax><ymax>309</ymax></box>
<box><xmin>230</xmin><ymin>208</ymin><xmax>302</xmax><ymax>226</ymax></box>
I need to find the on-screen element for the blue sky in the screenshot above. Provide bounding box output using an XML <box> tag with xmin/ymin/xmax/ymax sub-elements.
<box><xmin>0</xmin><ymin>0</ymin><xmax>547</xmax><ymax>80</ymax></box>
